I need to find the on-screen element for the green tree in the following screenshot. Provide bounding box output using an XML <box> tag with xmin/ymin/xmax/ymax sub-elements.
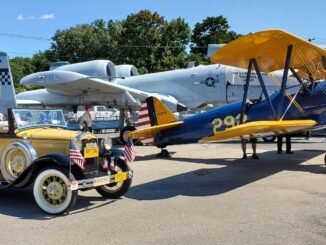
<box><xmin>50</xmin><ymin>19</ymin><xmax>111</xmax><ymax>63</ymax></box>
<box><xmin>191</xmin><ymin>16</ymin><xmax>242</xmax><ymax>57</ymax></box>
<box><xmin>117</xmin><ymin>10</ymin><xmax>166</xmax><ymax>73</ymax></box>
<box><xmin>32</xmin><ymin>51</ymin><xmax>52</xmax><ymax>72</ymax></box>
<box><xmin>9</xmin><ymin>57</ymin><xmax>35</xmax><ymax>93</ymax></box>
<box><xmin>105</xmin><ymin>20</ymin><xmax>123</xmax><ymax>62</ymax></box>
<box><xmin>159</xmin><ymin>17</ymin><xmax>191</xmax><ymax>70</ymax></box>
<box><xmin>45</xmin><ymin>11</ymin><xmax>191</xmax><ymax>73</ymax></box>
<box><xmin>118</xmin><ymin>10</ymin><xmax>190</xmax><ymax>73</ymax></box>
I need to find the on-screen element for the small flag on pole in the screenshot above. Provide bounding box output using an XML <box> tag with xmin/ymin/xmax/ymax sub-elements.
<box><xmin>70</xmin><ymin>140</ymin><xmax>86</xmax><ymax>170</ymax></box>
<box><xmin>124</xmin><ymin>138</ymin><xmax>136</xmax><ymax>163</ymax></box>
<box><xmin>102</xmin><ymin>158</ymin><xmax>109</xmax><ymax>171</ymax></box>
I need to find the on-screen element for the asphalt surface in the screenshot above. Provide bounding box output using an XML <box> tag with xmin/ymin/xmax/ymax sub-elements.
<box><xmin>0</xmin><ymin>138</ymin><xmax>325</xmax><ymax>245</ymax></box>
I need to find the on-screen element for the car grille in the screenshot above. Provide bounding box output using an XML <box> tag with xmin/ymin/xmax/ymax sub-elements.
<box><xmin>81</xmin><ymin>138</ymin><xmax>98</xmax><ymax>174</ymax></box>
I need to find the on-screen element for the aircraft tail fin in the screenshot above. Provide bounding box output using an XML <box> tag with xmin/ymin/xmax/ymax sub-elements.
<box><xmin>0</xmin><ymin>52</ymin><xmax>16</xmax><ymax>117</ymax></box>
<box><xmin>137</xmin><ymin>97</ymin><xmax>177</xmax><ymax>128</ymax></box>
<box><xmin>135</xmin><ymin>96</ymin><xmax>177</xmax><ymax>145</ymax></box>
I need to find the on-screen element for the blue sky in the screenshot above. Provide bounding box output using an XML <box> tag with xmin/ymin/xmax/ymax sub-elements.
<box><xmin>1</xmin><ymin>0</ymin><xmax>326</xmax><ymax>58</ymax></box>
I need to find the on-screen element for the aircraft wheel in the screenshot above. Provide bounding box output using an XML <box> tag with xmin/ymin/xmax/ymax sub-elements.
<box><xmin>263</xmin><ymin>136</ymin><xmax>276</xmax><ymax>143</ymax></box>
<box><xmin>158</xmin><ymin>149</ymin><xmax>171</xmax><ymax>158</ymax></box>
<box><xmin>119</xmin><ymin>125</ymin><xmax>136</xmax><ymax>144</ymax></box>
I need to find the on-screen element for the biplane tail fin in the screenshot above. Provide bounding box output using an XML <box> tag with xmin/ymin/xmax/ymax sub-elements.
<box><xmin>136</xmin><ymin>96</ymin><xmax>177</xmax><ymax>128</ymax></box>
<box><xmin>0</xmin><ymin>52</ymin><xmax>16</xmax><ymax>118</ymax></box>
<box><xmin>127</xmin><ymin>97</ymin><xmax>182</xmax><ymax>144</ymax></box>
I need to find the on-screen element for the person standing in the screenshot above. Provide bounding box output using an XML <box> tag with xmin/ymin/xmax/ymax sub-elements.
<box><xmin>241</xmin><ymin>138</ymin><xmax>259</xmax><ymax>159</ymax></box>
<box><xmin>80</xmin><ymin>104</ymin><xmax>93</xmax><ymax>132</ymax></box>
<box><xmin>277</xmin><ymin>135</ymin><xmax>293</xmax><ymax>154</ymax></box>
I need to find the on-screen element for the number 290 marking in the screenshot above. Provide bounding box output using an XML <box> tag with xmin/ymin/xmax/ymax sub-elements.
<box><xmin>212</xmin><ymin>114</ymin><xmax>247</xmax><ymax>134</ymax></box>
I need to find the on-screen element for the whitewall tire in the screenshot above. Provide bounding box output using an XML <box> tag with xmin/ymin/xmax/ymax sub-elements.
<box><xmin>33</xmin><ymin>167</ymin><xmax>77</xmax><ymax>214</ymax></box>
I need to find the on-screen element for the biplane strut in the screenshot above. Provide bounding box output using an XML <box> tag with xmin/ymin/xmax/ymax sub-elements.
<box><xmin>239</xmin><ymin>43</ymin><xmax>317</xmax><ymax>125</ymax></box>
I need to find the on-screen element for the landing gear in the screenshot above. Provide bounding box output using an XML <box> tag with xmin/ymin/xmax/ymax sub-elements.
<box><xmin>119</xmin><ymin>108</ymin><xmax>137</xmax><ymax>144</ymax></box>
<box><xmin>119</xmin><ymin>125</ymin><xmax>136</xmax><ymax>144</ymax></box>
<box><xmin>157</xmin><ymin>149</ymin><xmax>171</xmax><ymax>158</ymax></box>
<box><xmin>263</xmin><ymin>136</ymin><xmax>276</xmax><ymax>143</ymax></box>
<box><xmin>324</xmin><ymin>154</ymin><xmax>326</xmax><ymax>165</ymax></box>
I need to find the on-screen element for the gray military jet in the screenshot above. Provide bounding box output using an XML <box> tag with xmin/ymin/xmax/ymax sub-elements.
<box><xmin>17</xmin><ymin>59</ymin><xmax>296</xmax><ymax>112</ymax></box>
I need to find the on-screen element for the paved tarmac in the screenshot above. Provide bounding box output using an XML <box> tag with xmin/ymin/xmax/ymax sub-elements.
<box><xmin>0</xmin><ymin>138</ymin><xmax>325</xmax><ymax>245</ymax></box>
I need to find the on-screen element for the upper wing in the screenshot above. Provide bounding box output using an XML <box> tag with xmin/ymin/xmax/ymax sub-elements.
<box><xmin>210</xmin><ymin>29</ymin><xmax>326</xmax><ymax>80</ymax></box>
<box><xmin>200</xmin><ymin>120</ymin><xmax>316</xmax><ymax>142</ymax></box>
<box><xmin>125</xmin><ymin>121</ymin><xmax>183</xmax><ymax>140</ymax></box>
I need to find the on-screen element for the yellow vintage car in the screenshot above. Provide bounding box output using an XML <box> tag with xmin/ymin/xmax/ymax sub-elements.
<box><xmin>0</xmin><ymin>109</ymin><xmax>133</xmax><ymax>214</ymax></box>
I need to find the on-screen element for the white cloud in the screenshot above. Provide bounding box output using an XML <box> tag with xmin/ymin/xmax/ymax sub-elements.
<box><xmin>16</xmin><ymin>14</ymin><xmax>25</xmax><ymax>21</ymax></box>
<box><xmin>16</xmin><ymin>13</ymin><xmax>55</xmax><ymax>21</ymax></box>
<box><xmin>39</xmin><ymin>13</ymin><xmax>55</xmax><ymax>20</ymax></box>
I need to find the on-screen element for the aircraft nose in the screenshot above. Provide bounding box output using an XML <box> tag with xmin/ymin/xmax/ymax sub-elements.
<box><xmin>177</xmin><ymin>102</ymin><xmax>187</xmax><ymax>112</ymax></box>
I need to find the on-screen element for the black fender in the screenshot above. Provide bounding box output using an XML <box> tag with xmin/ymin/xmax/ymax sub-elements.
<box><xmin>11</xmin><ymin>154</ymin><xmax>84</xmax><ymax>188</ymax></box>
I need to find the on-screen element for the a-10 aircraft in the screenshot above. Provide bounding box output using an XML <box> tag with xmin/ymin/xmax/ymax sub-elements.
<box><xmin>124</xmin><ymin>29</ymin><xmax>326</xmax><ymax>157</ymax></box>
<box><xmin>16</xmin><ymin>49</ymin><xmax>297</xmax><ymax>126</ymax></box>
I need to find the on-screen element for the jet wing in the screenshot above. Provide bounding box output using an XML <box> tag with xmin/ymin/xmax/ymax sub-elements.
<box><xmin>16</xmin><ymin>99</ymin><xmax>42</xmax><ymax>105</ymax></box>
<box><xmin>210</xmin><ymin>29</ymin><xmax>326</xmax><ymax>80</ymax></box>
<box><xmin>199</xmin><ymin>120</ymin><xmax>316</xmax><ymax>142</ymax></box>
<box><xmin>21</xmin><ymin>70</ymin><xmax>146</xmax><ymax>97</ymax></box>
<box><xmin>125</xmin><ymin>121</ymin><xmax>183</xmax><ymax>140</ymax></box>
<box><xmin>20</xmin><ymin>70</ymin><xmax>186</xmax><ymax>111</ymax></box>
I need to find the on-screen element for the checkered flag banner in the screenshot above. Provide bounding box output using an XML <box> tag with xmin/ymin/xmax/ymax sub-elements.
<box><xmin>0</xmin><ymin>69</ymin><xmax>11</xmax><ymax>86</ymax></box>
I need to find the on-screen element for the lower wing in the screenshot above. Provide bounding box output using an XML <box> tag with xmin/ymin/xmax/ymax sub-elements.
<box><xmin>200</xmin><ymin>120</ymin><xmax>316</xmax><ymax>142</ymax></box>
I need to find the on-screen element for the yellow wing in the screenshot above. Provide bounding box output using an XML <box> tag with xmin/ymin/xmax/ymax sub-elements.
<box><xmin>200</xmin><ymin>120</ymin><xmax>316</xmax><ymax>142</ymax></box>
<box><xmin>210</xmin><ymin>29</ymin><xmax>326</xmax><ymax>80</ymax></box>
<box><xmin>125</xmin><ymin>121</ymin><xmax>183</xmax><ymax>140</ymax></box>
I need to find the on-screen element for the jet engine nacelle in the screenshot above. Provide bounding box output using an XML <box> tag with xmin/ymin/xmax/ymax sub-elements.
<box><xmin>56</xmin><ymin>60</ymin><xmax>117</xmax><ymax>80</ymax></box>
<box><xmin>115</xmin><ymin>65</ymin><xmax>139</xmax><ymax>77</ymax></box>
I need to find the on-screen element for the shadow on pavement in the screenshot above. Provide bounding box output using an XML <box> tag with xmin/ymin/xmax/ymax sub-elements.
<box><xmin>0</xmin><ymin>187</ymin><xmax>116</xmax><ymax>219</ymax></box>
<box><xmin>127</xmin><ymin>149</ymin><xmax>326</xmax><ymax>201</ymax></box>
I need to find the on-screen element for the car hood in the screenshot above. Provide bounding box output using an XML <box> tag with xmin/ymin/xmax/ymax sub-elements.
<box><xmin>15</xmin><ymin>128</ymin><xmax>95</xmax><ymax>140</ymax></box>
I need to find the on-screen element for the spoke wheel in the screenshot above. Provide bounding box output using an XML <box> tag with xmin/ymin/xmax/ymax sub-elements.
<box><xmin>96</xmin><ymin>159</ymin><xmax>132</xmax><ymax>199</ymax></box>
<box><xmin>33</xmin><ymin>167</ymin><xmax>77</xmax><ymax>214</ymax></box>
<box><xmin>0</xmin><ymin>141</ymin><xmax>37</xmax><ymax>183</ymax></box>
<box><xmin>5</xmin><ymin>149</ymin><xmax>27</xmax><ymax>178</ymax></box>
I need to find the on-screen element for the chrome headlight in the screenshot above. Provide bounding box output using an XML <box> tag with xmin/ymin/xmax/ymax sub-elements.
<box><xmin>103</xmin><ymin>136</ymin><xmax>112</xmax><ymax>150</ymax></box>
<box><xmin>73</xmin><ymin>138</ymin><xmax>82</xmax><ymax>151</ymax></box>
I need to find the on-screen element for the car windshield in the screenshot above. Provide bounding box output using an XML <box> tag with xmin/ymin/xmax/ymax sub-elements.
<box><xmin>12</xmin><ymin>109</ymin><xmax>66</xmax><ymax>129</ymax></box>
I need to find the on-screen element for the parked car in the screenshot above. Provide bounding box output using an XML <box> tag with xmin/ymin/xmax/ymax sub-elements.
<box><xmin>0</xmin><ymin>109</ymin><xmax>132</xmax><ymax>214</ymax></box>
<box><xmin>67</xmin><ymin>106</ymin><xmax>120</xmax><ymax>122</ymax></box>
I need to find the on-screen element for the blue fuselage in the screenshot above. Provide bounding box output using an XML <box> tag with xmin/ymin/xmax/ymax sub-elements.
<box><xmin>155</xmin><ymin>81</ymin><xmax>326</xmax><ymax>147</ymax></box>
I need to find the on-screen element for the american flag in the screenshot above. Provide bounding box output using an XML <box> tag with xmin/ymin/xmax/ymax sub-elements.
<box><xmin>70</xmin><ymin>140</ymin><xmax>86</xmax><ymax>170</ymax></box>
<box><xmin>124</xmin><ymin>138</ymin><xmax>136</xmax><ymax>163</ymax></box>
<box><xmin>136</xmin><ymin>101</ymin><xmax>154</xmax><ymax>145</ymax></box>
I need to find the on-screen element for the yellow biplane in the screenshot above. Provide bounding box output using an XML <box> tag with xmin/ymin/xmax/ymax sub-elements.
<box><xmin>124</xmin><ymin>29</ymin><xmax>326</xmax><ymax>158</ymax></box>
